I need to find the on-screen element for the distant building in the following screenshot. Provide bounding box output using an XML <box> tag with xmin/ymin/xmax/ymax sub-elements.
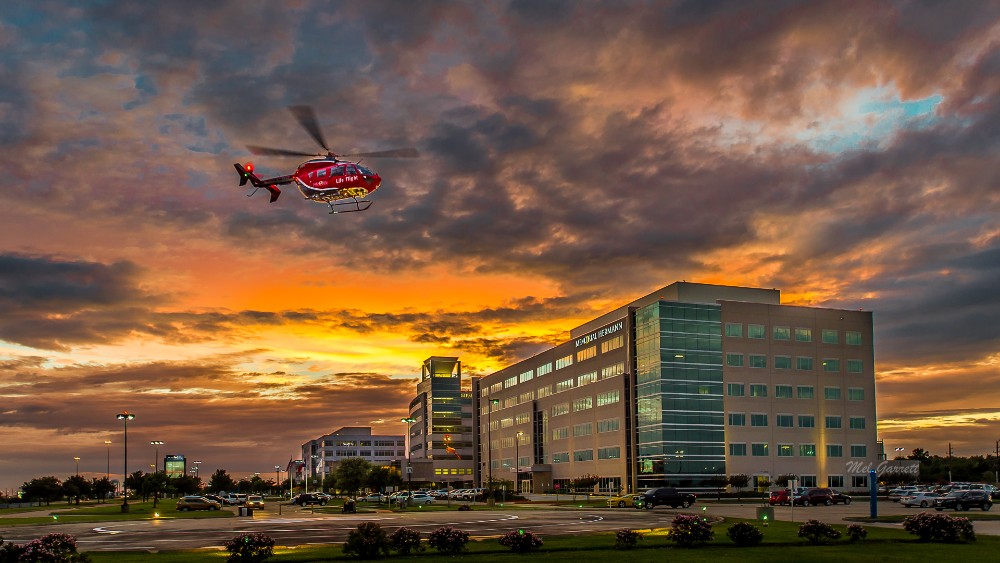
<box><xmin>301</xmin><ymin>427</ymin><xmax>405</xmax><ymax>480</ymax></box>
<box><xmin>404</xmin><ymin>357</ymin><xmax>475</xmax><ymax>486</ymax></box>
<box><xmin>474</xmin><ymin>281</ymin><xmax>879</xmax><ymax>493</ymax></box>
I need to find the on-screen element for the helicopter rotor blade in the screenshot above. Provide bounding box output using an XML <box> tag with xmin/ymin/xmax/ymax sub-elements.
<box><xmin>288</xmin><ymin>105</ymin><xmax>330</xmax><ymax>153</ymax></box>
<box><xmin>340</xmin><ymin>148</ymin><xmax>420</xmax><ymax>159</ymax></box>
<box><xmin>247</xmin><ymin>145</ymin><xmax>319</xmax><ymax>157</ymax></box>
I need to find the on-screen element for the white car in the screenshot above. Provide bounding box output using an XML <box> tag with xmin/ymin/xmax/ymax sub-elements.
<box><xmin>409</xmin><ymin>493</ymin><xmax>435</xmax><ymax>505</ymax></box>
<box><xmin>358</xmin><ymin>492</ymin><xmax>387</xmax><ymax>503</ymax></box>
<box><xmin>901</xmin><ymin>492</ymin><xmax>941</xmax><ymax>508</ymax></box>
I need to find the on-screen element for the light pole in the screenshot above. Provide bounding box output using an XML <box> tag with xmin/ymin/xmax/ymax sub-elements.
<box><xmin>116</xmin><ymin>411</ymin><xmax>135</xmax><ymax>513</ymax></box>
<box><xmin>104</xmin><ymin>440</ymin><xmax>112</xmax><ymax>481</ymax></box>
<box><xmin>150</xmin><ymin>441</ymin><xmax>164</xmax><ymax>473</ymax></box>
<box><xmin>401</xmin><ymin>417</ymin><xmax>417</xmax><ymax>494</ymax></box>
<box><xmin>515</xmin><ymin>431</ymin><xmax>523</xmax><ymax>494</ymax></box>
<box><xmin>74</xmin><ymin>456</ymin><xmax>80</xmax><ymax>476</ymax></box>
<box><xmin>486</xmin><ymin>399</ymin><xmax>498</xmax><ymax>500</ymax></box>
<box><xmin>193</xmin><ymin>460</ymin><xmax>202</xmax><ymax>479</ymax></box>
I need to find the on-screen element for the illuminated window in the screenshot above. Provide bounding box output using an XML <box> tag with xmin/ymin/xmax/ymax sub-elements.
<box><xmin>555</xmin><ymin>355</ymin><xmax>573</xmax><ymax>370</ymax></box>
<box><xmin>778</xmin><ymin>444</ymin><xmax>793</xmax><ymax>457</ymax></box>
<box><xmin>556</xmin><ymin>378</ymin><xmax>574</xmax><ymax>393</ymax></box>
<box><xmin>577</xmin><ymin>371</ymin><xmax>597</xmax><ymax>386</ymax></box>
<box><xmin>597</xmin><ymin>390</ymin><xmax>620</xmax><ymax>406</ymax></box>
<box><xmin>537</xmin><ymin>363</ymin><xmax>553</xmax><ymax>376</ymax></box>
<box><xmin>600</xmin><ymin>335</ymin><xmax>624</xmax><ymax>353</ymax></box>
<box><xmin>573</xmin><ymin>422</ymin><xmax>592</xmax><ymax>436</ymax></box>
<box><xmin>519</xmin><ymin>370</ymin><xmax>534</xmax><ymax>383</ymax></box>
<box><xmin>600</xmin><ymin>362</ymin><xmax>625</xmax><ymax>379</ymax></box>
<box><xmin>799</xmin><ymin>444</ymin><xmax>816</xmax><ymax>457</ymax></box>
<box><xmin>552</xmin><ymin>427</ymin><xmax>568</xmax><ymax>440</ymax></box>
<box><xmin>572</xmin><ymin>397</ymin><xmax>593</xmax><ymax>411</ymax></box>
<box><xmin>577</xmin><ymin>346</ymin><xmax>597</xmax><ymax>362</ymax></box>
<box><xmin>598</xmin><ymin>418</ymin><xmax>620</xmax><ymax>433</ymax></box>
<box><xmin>551</xmin><ymin>403</ymin><xmax>569</xmax><ymax>417</ymax></box>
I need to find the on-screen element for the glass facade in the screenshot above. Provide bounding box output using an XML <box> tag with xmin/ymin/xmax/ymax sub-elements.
<box><xmin>635</xmin><ymin>301</ymin><xmax>725</xmax><ymax>489</ymax></box>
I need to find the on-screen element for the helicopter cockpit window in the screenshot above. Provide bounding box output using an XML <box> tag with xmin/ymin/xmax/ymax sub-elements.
<box><xmin>345</xmin><ymin>164</ymin><xmax>358</xmax><ymax>175</ymax></box>
<box><xmin>317</xmin><ymin>168</ymin><xmax>327</xmax><ymax>177</ymax></box>
<box><xmin>331</xmin><ymin>165</ymin><xmax>346</xmax><ymax>176</ymax></box>
<box><xmin>358</xmin><ymin>165</ymin><xmax>374</xmax><ymax>176</ymax></box>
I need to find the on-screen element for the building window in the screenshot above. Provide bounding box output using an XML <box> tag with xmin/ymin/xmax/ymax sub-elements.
<box><xmin>851</xmin><ymin>445</ymin><xmax>867</xmax><ymax>457</ymax></box>
<box><xmin>825</xmin><ymin>416</ymin><xmax>842</xmax><ymax>429</ymax></box>
<box><xmin>730</xmin><ymin>443</ymin><xmax>747</xmax><ymax>456</ymax></box>
<box><xmin>748</xmin><ymin>324</ymin><xmax>765</xmax><ymax>339</ymax></box>
<box><xmin>795</xmin><ymin>328</ymin><xmax>812</xmax><ymax>342</ymax></box>
<box><xmin>751</xmin><ymin>413</ymin><xmax>768</xmax><ymax>427</ymax></box>
<box><xmin>727</xmin><ymin>383</ymin><xmax>745</xmax><ymax>397</ymax></box>
<box><xmin>800</xmin><ymin>444</ymin><xmax>817</xmax><ymax>457</ymax></box>
<box><xmin>774</xmin><ymin>356</ymin><xmax>791</xmax><ymax>369</ymax></box>
<box><xmin>519</xmin><ymin>370</ymin><xmax>534</xmax><ymax>383</ymax></box>
<box><xmin>749</xmin><ymin>354</ymin><xmax>767</xmax><ymax>368</ymax></box>
<box><xmin>847</xmin><ymin>359</ymin><xmax>863</xmax><ymax>373</ymax></box>
<box><xmin>598</xmin><ymin>446</ymin><xmax>620</xmax><ymax>459</ymax></box>
<box><xmin>822</xmin><ymin>329</ymin><xmax>838</xmax><ymax>344</ymax></box>
<box><xmin>824</xmin><ymin>387</ymin><xmax>841</xmax><ymax>400</ymax></box>
<box><xmin>749</xmin><ymin>384</ymin><xmax>768</xmax><ymax>397</ymax></box>
<box><xmin>537</xmin><ymin>386</ymin><xmax>552</xmax><ymax>399</ymax></box>
<box><xmin>597</xmin><ymin>390</ymin><xmax>620</xmax><ymax>406</ymax></box>
<box><xmin>551</xmin><ymin>403</ymin><xmax>569</xmax><ymax>417</ymax></box>
<box><xmin>778</xmin><ymin>444</ymin><xmax>794</xmax><ymax>457</ymax></box>
<box><xmin>572</xmin><ymin>397</ymin><xmax>593</xmax><ymax>411</ymax></box>
<box><xmin>846</xmin><ymin>331</ymin><xmax>862</xmax><ymax>345</ymax></box>
<box><xmin>573</xmin><ymin>422</ymin><xmax>593</xmax><ymax>437</ymax></box>
<box><xmin>600</xmin><ymin>362</ymin><xmax>625</xmax><ymax>379</ymax></box>
<box><xmin>726</xmin><ymin>353</ymin><xmax>744</xmax><ymax>367</ymax></box>
<box><xmin>823</xmin><ymin>359</ymin><xmax>840</xmax><ymax>372</ymax></box>
<box><xmin>578</xmin><ymin>371</ymin><xmax>598</xmax><ymax>386</ymax></box>
<box><xmin>601</xmin><ymin>335</ymin><xmax>624</xmax><ymax>353</ymax></box>
<box><xmin>504</xmin><ymin>376</ymin><xmax>517</xmax><ymax>389</ymax></box>
<box><xmin>796</xmin><ymin>357</ymin><xmax>814</xmax><ymax>370</ymax></box>
<box><xmin>574</xmin><ymin>449</ymin><xmax>594</xmax><ymax>462</ymax></box>
<box><xmin>848</xmin><ymin>388</ymin><xmax>865</xmax><ymax>401</ymax></box>
<box><xmin>850</xmin><ymin>416</ymin><xmax>866</xmax><ymax>430</ymax></box>
<box><xmin>828</xmin><ymin>475</ymin><xmax>844</xmax><ymax>487</ymax></box>
<box><xmin>776</xmin><ymin>414</ymin><xmax>794</xmax><ymax>427</ymax></box>
<box><xmin>725</xmin><ymin>322</ymin><xmax>743</xmax><ymax>337</ymax></box>
<box><xmin>598</xmin><ymin>418</ymin><xmax>620</xmax><ymax>433</ymax></box>
<box><xmin>552</xmin><ymin>452</ymin><xmax>569</xmax><ymax>463</ymax></box>
<box><xmin>552</xmin><ymin>427</ymin><xmax>569</xmax><ymax>440</ymax></box>
<box><xmin>555</xmin><ymin>355</ymin><xmax>574</xmax><ymax>370</ymax></box>
<box><xmin>728</xmin><ymin>413</ymin><xmax>746</xmax><ymax>426</ymax></box>
<box><xmin>852</xmin><ymin>475</ymin><xmax>869</xmax><ymax>487</ymax></box>
<box><xmin>752</xmin><ymin>443</ymin><xmax>769</xmax><ymax>456</ymax></box>
<box><xmin>798</xmin><ymin>415</ymin><xmax>815</xmax><ymax>428</ymax></box>
<box><xmin>577</xmin><ymin>345</ymin><xmax>597</xmax><ymax>362</ymax></box>
<box><xmin>827</xmin><ymin>444</ymin><xmax>843</xmax><ymax>457</ymax></box>
<box><xmin>797</xmin><ymin>386</ymin><xmax>814</xmax><ymax>399</ymax></box>
<box><xmin>775</xmin><ymin>385</ymin><xmax>793</xmax><ymax>399</ymax></box>
<box><xmin>773</xmin><ymin>326</ymin><xmax>790</xmax><ymax>341</ymax></box>
<box><xmin>556</xmin><ymin>378</ymin><xmax>574</xmax><ymax>393</ymax></box>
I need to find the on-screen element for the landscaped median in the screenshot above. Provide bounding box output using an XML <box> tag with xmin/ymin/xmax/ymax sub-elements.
<box><xmin>0</xmin><ymin>500</ymin><xmax>234</xmax><ymax>527</ymax></box>
<box><xmin>1</xmin><ymin>515</ymin><xmax>994</xmax><ymax>562</ymax></box>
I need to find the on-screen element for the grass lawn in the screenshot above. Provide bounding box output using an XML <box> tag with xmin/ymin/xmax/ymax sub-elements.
<box><xmin>80</xmin><ymin>517</ymin><xmax>1000</xmax><ymax>563</ymax></box>
<box><xmin>0</xmin><ymin>500</ymin><xmax>233</xmax><ymax>526</ymax></box>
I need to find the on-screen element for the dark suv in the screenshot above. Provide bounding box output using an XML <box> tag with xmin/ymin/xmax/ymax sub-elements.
<box><xmin>793</xmin><ymin>488</ymin><xmax>835</xmax><ymax>506</ymax></box>
<box><xmin>291</xmin><ymin>493</ymin><xmax>328</xmax><ymax>506</ymax></box>
<box><xmin>635</xmin><ymin>487</ymin><xmax>697</xmax><ymax>509</ymax></box>
<box><xmin>934</xmin><ymin>490</ymin><xmax>993</xmax><ymax>512</ymax></box>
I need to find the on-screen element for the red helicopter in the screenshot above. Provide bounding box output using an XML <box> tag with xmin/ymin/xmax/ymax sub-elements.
<box><xmin>234</xmin><ymin>106</ymin><xmax>418</xmax><ymax>213</ymax></box>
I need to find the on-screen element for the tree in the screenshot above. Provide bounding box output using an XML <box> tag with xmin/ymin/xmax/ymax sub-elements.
<box><xmin>366</xmin><ymin>465</ymin><xmax>395</xmax><ymax>494</ymax></box>
<box><xmin>908</xmin><ymin>448</ymin><xmax>931</xmax><ymax>462</ymax></box>
<box><xmin>774</xmin><ymin>474</ymin><xmax>795</xmax><ymax>487</ymax></box>
<box><xmin>728</xmin><ymin>474</ymin><xmax>750</xmax><ymax>501</ymax></box>
<box><xmin>125</xmin><ymin>471</ymin><xmax>147</xmax><ymax>501</ymax></box>
<box><xmin>335</xmin><ymin>458</ymin><xmax>372</xmax><ymax>495</ymax></box>
<box><xmin>21</xmin><ymin>476</ymin><xmax>63</xmax><ymax>506</ymax></box>
<box><xmin>572</xmin><ymin>474</ymin><xmax>601</xmax><ymax>494</ymax></box>
<box><xmin>92</xmin><ymin>477</ymin><xmax>116</xmax><ymax>502</ymax></box>
<box><xmin>62</xmin><ymin>475</ymin><xmax>92</xmax><ymax>505</ymax></box>
<box><xmin>209</xmin><ymin>469</ymin><xmax>236</xmax><ymax>494</ymax></box>
<box><xmin>144</xmin><ymin>471</ymin><xmax>168</xmax><ymax>507</ymax></box>
<box><xmin>171</xmin><ymin>474</ymin><xmax>202</xmax><ymax>496</ymax></box>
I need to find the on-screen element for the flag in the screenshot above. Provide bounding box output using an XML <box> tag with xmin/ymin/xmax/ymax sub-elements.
<box><xmin>445</xmin><ymin>445</ymin><xmax>460</xmax><ymax>459</ymax></box>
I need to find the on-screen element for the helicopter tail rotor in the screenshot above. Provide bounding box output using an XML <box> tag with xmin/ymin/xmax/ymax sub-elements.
<box><xmin>234</xmin><ymin>162</ymin><xmax>281</xmax><ymax>203</ymax></box>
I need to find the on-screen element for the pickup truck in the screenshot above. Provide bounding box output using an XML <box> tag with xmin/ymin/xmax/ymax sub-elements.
<box><xmin>635</xmin><ymin>487</ymin><xmax>697</xmax><ymax>509</ymax></box>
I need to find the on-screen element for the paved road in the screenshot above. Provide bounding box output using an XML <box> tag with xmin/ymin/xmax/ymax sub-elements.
<box><xmin>1</xmin><ymin>500</ymin><xmax>996</xmax><ymax>553</ymax></box>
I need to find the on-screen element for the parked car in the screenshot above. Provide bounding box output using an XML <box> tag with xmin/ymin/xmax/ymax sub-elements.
<box><xmin>934</xmin><ymin>490</ymin><xmax>993</xmax><ymax>511</ymax></box>
<box><xmin>245</xmin><ymin>495</ymin><xmax>265</xmax><ymax>509</ymax></box>
<box><xmin>462</xmin><ymin>488</ymin><xmax>487</xmax><ymax>501</ymax></box>
<box><xmin>768</xmin><ymin>489</ymin><xmax>792</xmax><ymax>506</ymax></box>
<box><xmin>429</xmin><ymin>489</ymin><xmax>450</xmax><ymax>499</ymax></box>
<box><xmin>313</xmin><ymin>492</ymin><xmax>333</xmax><ymax>502</ymax></box>
<box><xmin>829</xmin><ymin>490</ymin><xmax>853</xmax><ymax>505</ymax></box>
<box><xmin>635</xmin><ymin>487</ymin><xmax>697</xmax><ymax>509</ymax></box>
<box><xmin>176</xmin><ymin>496</ymin><xmax>222</xmax><ymax>511</ymax></box>
<box><xmin>608</xmin><ymin>493</ymin><xmax>643</xmax><ymax>508</ymax></box>
<box><xmin>901</xmin><ymin>492</ymin><xmax>941</xmax><ymax>508</ymax></box>
<box><xmin>409</xmin><ymin>492</ymin><xmax>435</xmax><ymax>505</ymax></box>
<box><xmin>358</xmin><ymin>492</ymin><xmax>387</xmax><ymax>503</ymax></box>
<box><xmin>291</xmin><ymin>493</ymin><xmax>328</xmax><ymax>506</ymax></box>
<box><xmin>203</xmin><ymin>494</ymin><xmax>227</xmax><ymax>505</ymax></box>
<box><xmin>793</xmin><ymin>488</ymin><xmax>835</xmax><ymax>506</ymax></box>
<box><xmin>888</xmin><ymin>486</ymin><xmax>922</xmax><ymax>501</ymax></box>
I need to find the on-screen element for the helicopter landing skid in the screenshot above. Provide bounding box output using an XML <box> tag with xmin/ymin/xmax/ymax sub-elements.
<box><xmin>328</xmin><ymin>198</ymin><xmax>373</xmax><ymax>214</ymax></box>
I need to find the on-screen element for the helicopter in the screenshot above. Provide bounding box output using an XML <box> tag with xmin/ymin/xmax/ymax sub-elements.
<box><xmin>234</xmin><ymin>105</ymin><xmax>418</xmax><ymax>213</ymax></box>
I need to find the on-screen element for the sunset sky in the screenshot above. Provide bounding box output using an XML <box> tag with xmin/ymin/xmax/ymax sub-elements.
<box><xmin>1</xmin><ymin>1</ymin><xmax>999</xmax><ymax>491</ymax></box>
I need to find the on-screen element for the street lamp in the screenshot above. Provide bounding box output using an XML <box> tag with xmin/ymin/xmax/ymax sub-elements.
<box><xmin>515</xmin><ymin>431</ymin><xmax>524</xmax><ymax>494</ymax></box>
<box><xmin>401</xmin><ymin>417</ymin><xmax>417</xmax><ymax>494</ymax></box>
<box><xmin>150</xmin><ymin>441</ymin><xmax>164</xmax><ymax>473</ymax></box>
<box><xmin>193</xmin><ymin>460</ymin><xmax>202</xmax><ymax>479</ymax></box>
<box><xmin>116</xmin><ymin>411</ymin><xmax>135</xmax><ymax>513</ymax></box>
<box><xmin>104</xmin><ymin>441</ymin><xmax>112</xmax><ymax>481</ymax></box>
<box><xmin>74</xmin><ymin>456</ymin><xmax>80</xmax><ymax>476</ymax></box>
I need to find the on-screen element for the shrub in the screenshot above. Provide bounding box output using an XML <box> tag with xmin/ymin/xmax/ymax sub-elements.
<box><xmin>614</xmin><ymin>528</ymin><xmax>643</xmax><ymax>550</ymax></box>
<box><xmin>499</xmin><ymin>529</ymin><xmax>543</xmax><ymax>553</ymax></box>
<box><xmin>798</xmin><ymin>520</ymin><xmax>842</xmax><ymax>544</ymax></box>
<box><xmin>388</xmin><ymin>527</ymin><xmax>424</xmax><ymax>555</ymax></box>
<box><xmin>902</xmin><ymin>512</ymin><xmax>976</xmax><ymax>543</ymax></box>
<box><xmin>726</xmin><ymin>521</ymin><xmax>764</xmax><ymax>546</ymax></box>
<box><xmin>458</xmin><ymin>504</ymin><xmax>471</xmax><ymax>511</ymax></box>
<box><xmin>427</xmin><ymin>526</ymin><xmax>469</xmax><ymax>555</ymax></box>
<box><xmin>846</xmin><ymin>524</ymin><xmax>867</xmax><ymax>543</ymax></box>
<box><xmin>0</xmin><ymin>533</ymin><xmax>91</xmax><ymax>562</ymax></box>
<box><xmin>342</xmin><ymin>522</ymin><xmax>391</xmax><ymax>559</ymax></box>
<box><xmin>670</xmin><ymin>514</ymin><xmax>714</xmax><ymax>547</ymax></box>
<box><xmin>224</xmin><ymin>533</ymin><xmax>275</xmax><ymax>563</ymax></box>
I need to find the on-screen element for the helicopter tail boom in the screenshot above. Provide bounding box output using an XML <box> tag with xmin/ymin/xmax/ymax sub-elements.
<box><xmin>234</xmin><ymin>162</ymin><xmax>282</xmax><ymax>203</ymax></box>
